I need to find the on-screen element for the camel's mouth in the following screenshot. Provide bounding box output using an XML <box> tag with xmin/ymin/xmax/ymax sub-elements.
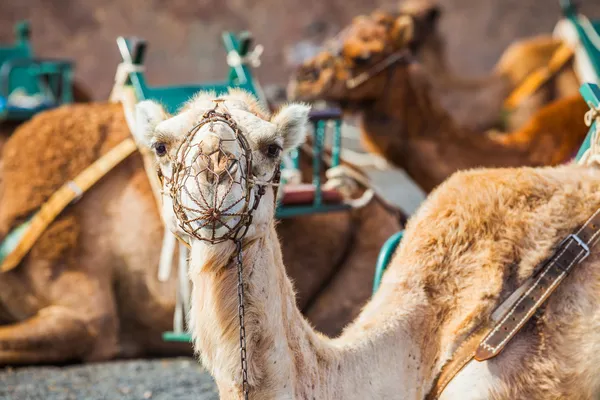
<box><xmin>168</xmin><ymin>108</ymin><xmax>255</xmax><ymax>244</ymax></box>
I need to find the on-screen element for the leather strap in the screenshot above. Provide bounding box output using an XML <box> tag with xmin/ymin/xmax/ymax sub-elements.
<box><xmin>0</xmin><ymin>138</ymin><xmax>138</xmax><ymax>273</ymax></box>
<box><xmin>427</xmin><ymin>207</ymin><xmax>600</xmax><ymax>399</ymax></box>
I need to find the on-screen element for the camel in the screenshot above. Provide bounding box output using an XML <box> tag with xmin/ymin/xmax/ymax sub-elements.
<box><xmin>307</xmin><ymin>4</ymin><xmax>580</xmax><ymax>132</ymax></box>
<box><xmin>138</xmin><ymin>89</ymin><xmax>600</xmax><ymax>399</ymax></box>
<box><xmin>0</xmin><ymin>81</ymin><xmax>92</xmax><ymax>187</ymax></box>
<box><xmin>0</xmin><ymin>95</ymin><xmax>400</xmax><ymax>365</ymax></box>
<box><xmin>288</xmin><ymin>16</ymin><xmax>590</xmax><ymax>193</ymax></box>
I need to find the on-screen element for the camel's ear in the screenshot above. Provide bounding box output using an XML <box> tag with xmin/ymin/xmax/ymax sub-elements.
<box><xmin>134</xmin><ymin>100</ymin><xmax>169</xmax><ymax>147</ymax></box>
<box><xmin>272</xmin><ymin>103</ymin><xmax>311</xmax><ymax>153</ymax></box>
<box><xmin>391</xmin><ymin>15</ymin><xmax>415</xmax><ymax>46</ymax></box>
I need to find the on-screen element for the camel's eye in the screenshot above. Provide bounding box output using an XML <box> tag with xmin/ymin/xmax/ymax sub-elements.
<box><xmin>265</xmin><ymin>143</ymin><xmax>282</xmax><ymax>159</ymax></box>
<box><xmin>153</xmin><ymin>142</ymin><xmax>167</xmax><ymax>157</ymax></box>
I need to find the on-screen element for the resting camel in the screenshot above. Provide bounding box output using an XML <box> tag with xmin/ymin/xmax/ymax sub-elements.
<box><xmin>0</xmin><ymin>81</ymin><xmax>92</xmax><ymax>182</ymax></box>
<box><xmin>288</xmin><ymin>16</ymin><xmax>589</xmax><ymax>193</ymax></box>
<box><xmin>138</xmin><ymin>89</ymin><xmax>600</xmax><ymax>399</ymax></box>
<box><xmin>311</xmin><ymin>4</ymin><xmax>580</xmax><ymax>132</ymax></box>
<box><xmin>0</xmin><ymin>98</ymin><xmax>400</xmax><ymax>365</ymax></box>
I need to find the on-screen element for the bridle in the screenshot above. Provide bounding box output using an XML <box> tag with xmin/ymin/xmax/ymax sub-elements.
<box><xmin>159</xmin><ymin>102</ymin><xmax>281</xmax><ymax>399</ymax></box>
<box><xmin>345</xmin><ymin>48</ymin><xmax>413</xmax><ymax>89</ymax></box>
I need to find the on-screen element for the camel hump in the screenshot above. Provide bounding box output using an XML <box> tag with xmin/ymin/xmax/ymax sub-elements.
<box><xmin>0</xmin><ymin>103</ymin><xmax>131</xmax><ymax>237</ymax></box>
<box><xmin>406</xmin><ymin>165</ymin><xmax>600</xmax><ymax>255</ymax></box>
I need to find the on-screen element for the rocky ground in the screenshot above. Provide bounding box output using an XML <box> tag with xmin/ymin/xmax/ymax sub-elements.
<box><xmin>0</xmin><ymin>358</ymin><xmax>218</xmax><ymax>400</ymax></box>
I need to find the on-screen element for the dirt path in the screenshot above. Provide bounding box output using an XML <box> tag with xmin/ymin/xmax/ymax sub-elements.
<box><xmin>0</xmin><ymin>358</ymin><xmax>218</xmax><ymax>400</ymax></box>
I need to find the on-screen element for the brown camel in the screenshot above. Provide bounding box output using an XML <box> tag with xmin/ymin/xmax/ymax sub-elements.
<box><xmin>309</xmin><ymin>4</ymin><xmax>580</xmax><ymax>132</ymax></box>
<box><xmin>141</xmin><ymin>89</ymin><xmax>600</xmax><ymax>399</ymax></box>
<box><xmin>0</xmin><ymin>81</ymin><xmax>93</xmax><ymax>184</ymax></box>
<box><xmin>0</xmin><ymin>97</ymin><xmax>399</xmax><ymax>365</ymax></box>
<box><xmin>288</xmin><ymin>17</ymin><xmax>589</xmax><ymax>193</ymax></box>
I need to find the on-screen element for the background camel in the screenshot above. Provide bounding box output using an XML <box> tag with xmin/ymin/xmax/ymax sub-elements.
<box><xmin>0</xmin><ymin>81</ymin><xmax>93</xmax><ymax>189</ymax></box>
<box><xmin>288</xmin><ymin>17</ymin><xmax>589</xmax><ymax>193</ymax></box>
<box><xmin>294</xmin><ymin>4</ymin><xmax>580</xmax><ymax>133</ymax></box>
<box><xmin>0</xmin><ymin>96</ymin><xmax>400</xmax><ymax>364</ymax></box>
<box><xmin>140</xmin><ymin>90</ymin><xmax>600</xmax><ymax>399</ymax></box>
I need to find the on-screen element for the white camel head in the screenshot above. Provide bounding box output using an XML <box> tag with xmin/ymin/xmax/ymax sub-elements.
<box><xmin>135</xmin><ymin>90</ymin><xmax>310</xmax><ymax>243</ymax></box>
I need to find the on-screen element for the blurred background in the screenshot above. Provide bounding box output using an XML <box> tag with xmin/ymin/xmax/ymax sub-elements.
<box><xmin>1</xmin><ymin>0</ymin><xmax>599</xmax><ymax>100</ymax></box>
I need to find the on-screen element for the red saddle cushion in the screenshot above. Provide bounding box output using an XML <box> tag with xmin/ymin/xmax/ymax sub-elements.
<box><xmin>280</xmin><ymin>184</ymin><xmax>344</xmax><ymax>205</ymax></box>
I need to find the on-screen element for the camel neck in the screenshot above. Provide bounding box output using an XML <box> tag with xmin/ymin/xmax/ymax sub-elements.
<box><xmin>358</xmin><ymin>65</ymin><xmax>527</xmax><ymax>192</ymax></box>
<box><xmin>187</xmin><ymin>222</ymin><xmax>428</xmax><ymax>399</ymax></box>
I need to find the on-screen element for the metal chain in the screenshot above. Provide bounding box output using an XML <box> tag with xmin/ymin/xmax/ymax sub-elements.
<box><xmin>235</xmin><ymin>239</ymin><xmax>249</xmax><ymax>400</ymax></box>
<box><xmin>234</xmin><ymin>182</ymin><xmax>271</xmax><ymax>400</ymax></box>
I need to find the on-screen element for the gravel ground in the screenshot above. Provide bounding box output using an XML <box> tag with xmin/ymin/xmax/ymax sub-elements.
<box><xmin>0</xmin><ymin>358</ymin><xmax>218</xmax><ymax>400</ymax></box>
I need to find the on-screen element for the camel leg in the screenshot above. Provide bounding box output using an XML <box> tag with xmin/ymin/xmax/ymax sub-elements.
<box><xmin>0</xmin><ymin>305</ymin><xmax>98</xmax><ymax>365</ymax></box>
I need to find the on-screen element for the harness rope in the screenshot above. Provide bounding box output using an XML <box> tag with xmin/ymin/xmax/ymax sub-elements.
<box><xmin>577</xmin><ymin>102</ymin><xmax>600</xmax><ymax>166</ymax></box>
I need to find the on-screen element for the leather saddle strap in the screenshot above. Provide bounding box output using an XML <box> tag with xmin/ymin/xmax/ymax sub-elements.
<box><xmin>476</xmin><ymin>207</ymin><xmax>600</xmax><ymax>360</ymax></box>
<box><xmin>0</xmin><ymin>138</ymin><xmax>138</xmax><ymax>273</ymax></box>
<box><xmin>426</xmin><ymin>207</ymin><xmax>600</xmax><ymax>399</ymax></box>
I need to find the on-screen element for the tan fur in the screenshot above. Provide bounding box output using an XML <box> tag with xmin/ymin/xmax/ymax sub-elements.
<box><xmin>289</xmin><ymin>7</ymin><xmax>579</xmax><ymax>133</ymax></box>
<box><xmin>0</xmin><ymin>97</ymin><xmax>400</xmax><ymax>364</ymax></box>
<box><xmin>153</xmin><ymin>93</ymin><xmax>600</xmax><ymax>398</ymax></box>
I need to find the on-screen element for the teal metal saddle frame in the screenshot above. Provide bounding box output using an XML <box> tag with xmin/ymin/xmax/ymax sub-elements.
<box><xmin>0</xmin><ymin>21</ymin><xmax>74</xmax><ymax>122</ymax></box>
<box><xmin>116</xmin><ymin>35</ymin><xmax>350</xmax><ymax>220</ymax></box>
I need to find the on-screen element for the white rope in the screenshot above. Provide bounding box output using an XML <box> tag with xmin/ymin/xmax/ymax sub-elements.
<box><xmin>322</xmin><ymin>165</ymin><xmax>374</xmax><ymax>208</ymax></box>
<box><xmin>226</xmin><ymin>45</ymin><xmax>264</xmax><ymax>68</ymax></box>
<box><xmin>578</xmin><ymin>102</ymin><xmax>600</xmax><ymax>167</ymax></box>
<box><xmin>179</xmin><ymin>242</ymin><xmax>190</xmax><ymax>313</ymax></box>
<box><xmin>158</xmin><ymin>227</ymin><xmax>176</xmax><ymax>282</ymax></box>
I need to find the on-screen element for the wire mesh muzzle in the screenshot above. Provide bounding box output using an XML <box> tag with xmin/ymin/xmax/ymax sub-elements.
<box><xmin>168</xmin><ymin>109</ymin><xmax>255</xmax><ymax>244</ymax></box>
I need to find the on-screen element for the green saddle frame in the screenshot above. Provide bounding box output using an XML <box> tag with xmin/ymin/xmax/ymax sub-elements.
<box><xmin>0</xmin><ymin>21</ymin><xmax>74</xmax><ymax>122</ymax></box>
<box><xmin>560</xmin><ymin>0</ymin><xmax>600</xmax><ymax>82</ymax></box>
<box><xmin>117</xmin><ymin>35</ymin><xmax>350</xmax><ymax>221</ymax></box>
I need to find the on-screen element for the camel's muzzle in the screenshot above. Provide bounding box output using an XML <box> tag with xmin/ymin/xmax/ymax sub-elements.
<box><xmin>169</xmin><ymin>106</ymin><xmax>255</xmax><ymax>244</ymax></box>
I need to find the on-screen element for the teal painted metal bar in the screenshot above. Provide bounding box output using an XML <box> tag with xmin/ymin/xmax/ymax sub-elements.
<box><xmin>312</xmin><ymin>120</ymin><xmax>325</xmax><ymax>206</ymax></box>
<box><xmin>162</xmin><ymin>332</ymin><xmax>192</xmax><ymax>342</ymax></box>
<box><xmin>0</xmin><ymin>20</ymin><xmax>74</xmax><ymax>122</ymax></box>
<box><xmin>372</xmin><ymin>231</ymin><xmax>404</xmax><ymax>294</ymax></box>
<box><xmin>289</xmin><ymin>148</ymin><xmax>300</xmax><ymax>170</ymax></box>
<box><xmin>119</xmin><ymin>33</ymin><xmax>264</xmax><ymax>115</ymax></box>
<box><xmin>577</xmin><ymin>83</ymin><xmax>600</xmax><ymax>160</ymax></box>
<box><xmin>560</xmin><ymin>0</ymin><xmax>600</xmax><ymax>80</ymax></box>
<box><xmin>332</xmin><ymin>120</ymin><xmax>342</xmax><ymax>167</ymax></box>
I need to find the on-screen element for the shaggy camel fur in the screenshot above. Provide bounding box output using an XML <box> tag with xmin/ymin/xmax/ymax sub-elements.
<box><xmin>0</xmin><ymin>80</ymin><xmax>92</xmax><ymax>185</ymax></box>
<box><xmin>0</xmin><ymin>99</ymin><xmax>399</xmax><ymax>365</ymax></box>
<box><xmin>288</xmin><ymin>17</ymin><xmax>589</xmax><ymax>193</ymax></box>
<box><xmin>140</xmin><ymin>89</ymin><xmax>600</xmax><ymax>399</ymax></box>
<box><xmin>296</xmin><ymin>5</ymin><xmax>580</xmax><ymax>132</ymax></box>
